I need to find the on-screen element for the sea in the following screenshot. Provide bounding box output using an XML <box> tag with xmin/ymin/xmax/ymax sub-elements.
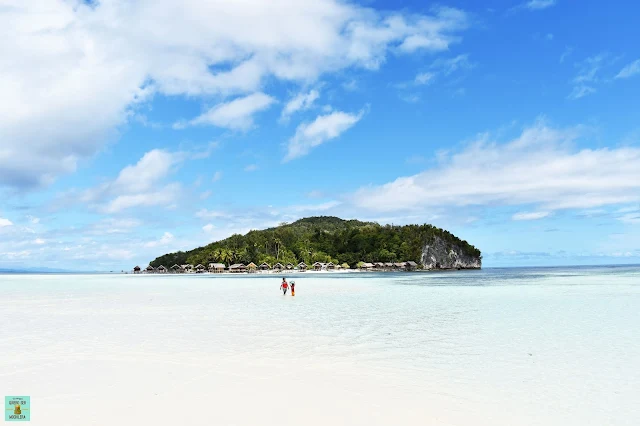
<box><xmin>1</xmin><ymin>265</ymin><xmax>638</xmax><ymax>425</ymax></box>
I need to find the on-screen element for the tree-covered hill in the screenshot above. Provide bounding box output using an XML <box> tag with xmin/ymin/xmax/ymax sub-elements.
<box><xmin>149</xmin><ymin>216</ymin><xmax>481</xmax><ymax>268</ymax></box>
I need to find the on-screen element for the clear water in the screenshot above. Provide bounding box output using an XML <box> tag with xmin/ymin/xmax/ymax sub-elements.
<box><xmin>1</xmin><ymin>266</ymin><xmax>639</xmax><ymax>425</ymax></box>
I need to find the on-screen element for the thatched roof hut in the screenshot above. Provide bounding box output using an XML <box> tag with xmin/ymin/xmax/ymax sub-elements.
<box><xmin>247</xmin><ymin>262</ymin><xmax>257</xmax><ymax>272</ymax></box>
<box><xmin>326</xmin><ymin>262</ymin><xmax>335</xmax><ymax>270</ymax></box>
<box><xmin>393</xmin><ymin>262</ymin><xmax>406</xmax><ymax>269</ymax></box>
<box><xmin>360</xmin><ymin>262</ymin><xmax>374</xmax><ymax>269</ymax></box>
<box><xmin>157</xmin><ymin>265</ymin><xmax>167</xmax><ymax>273</ymax></box>
<box><xmin>209</xmin><ymin>263</ymin><xmax>225</xmax><ymax>273</ymax></box>
<box><xmin>273</xmin><ymin>262</ymin><xmax>284</xmax><ymax>271</ymax></box>
<box><xmin>145</xmin><ymin>265</ymin><xmax>155</xmax><ymax>273</ymax></box>
<box><xmin>195</xmin><ymin>264</ymin><xmax>206</xmax><ymax>273</ymax></box>
<box><xmin>229</xmin><ymin>263</ymin><xmax>246</xmax><ymax>273</ymax></box>
<box><xmin>297</xmin><ymin>262</ymin><xmax>308</xmax><ymax>271</ymax></box>
<box><xmin>286</xmin><ymin>263</ymin><xmax>294</xmax><ymax>270</ymax></box>
<box><xmin>406</xmin><ymin>261</ymin><xmax>418</xmax><ymax>271</ymax></box>
<box><xmin>171</xmin><ymin>264</ymin><xmax>181</xmax><ymax>272</ymax></box>
<box><xmin>259</xmin><ymin>262</ymin><xmax>271</xmax><ymax>270</ymax></box>
<box><xmin>133</xmin><ymin>265</ymin><xmax>141</xmax><ymax>273</ymax></box>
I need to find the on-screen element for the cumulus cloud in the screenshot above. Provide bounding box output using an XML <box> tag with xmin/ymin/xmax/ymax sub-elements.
<box><xmin>244</xmin><ymin>164</ymin><xmax>259</xmax><ymax>172</ymax></box>
<box><xmin>202</xmin><ymin>224</ymin><xmax>215</xmax><ymax>233</ymax></box>
<box><xmin>0</xmin><ymin>0</ymin><xmax>469</xmax><ymax>189</ymax></box>
<box><xmin>281</xmin><ymin>90</ymin><xmax>320</xmax><ymax>120</ymax></box>
<box><xmin>352</xmin><ymin>120</ymin><xmax>640</xmax><ymax>213</ymax></box>
<box><xmin>0</xmin><ymin>218</ymin><xmax>13</xmax><ymax>227</ymax></box>
<box><xmin>615</xmin><ymin>59</ymin><xmax>640</xmax><ymax>79</ymax></box>
<box><xmin>512</xmin><ymin>211</ymin><xmax>550</xmax><ymax>221</ymax></box>
<box><xmin>284</xmin><ymin>109</ymin><xmax>365</xmax><ymax>161</ymax></box>
<box><xmin>54</xmin><ymin>149</ymin><xmax>191</xmax><ymax>214</ymax></box>
<box><xmin>179</xmin><ymin>93</ymin><xmax>276</xmax><ymax>130</ymax></box>
<box><xmin>144</xmin><ymin>232</ymin><xmax>175</xmax><ymax>248</ymax></box>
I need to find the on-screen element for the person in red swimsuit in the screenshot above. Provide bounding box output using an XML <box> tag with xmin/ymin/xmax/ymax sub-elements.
<box><xmin>280</xmin><ymin>278</ymin><xmax>288</xmax><ymax>295</ymax></box>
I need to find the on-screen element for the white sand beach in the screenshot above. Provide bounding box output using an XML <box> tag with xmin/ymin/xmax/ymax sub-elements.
<box><xmin>1</xmin><ymin>269</ymin><xmax>639</xmax><ymax>425</ymax></box>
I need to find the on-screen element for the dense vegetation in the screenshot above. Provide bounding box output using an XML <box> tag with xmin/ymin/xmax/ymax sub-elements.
<box><xmin>149</xmin><ymin>216</ymin><xmax>481</xmax><ymax>268</ymax></box>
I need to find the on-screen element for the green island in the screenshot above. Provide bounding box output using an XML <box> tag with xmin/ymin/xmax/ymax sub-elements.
<box><xmin>149</xmin><ymin>216</ymin><xmax>482</xmax><ymax>271</ymax></box>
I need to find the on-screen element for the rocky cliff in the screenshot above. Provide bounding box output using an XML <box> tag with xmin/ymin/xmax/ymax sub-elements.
<box><xmin>421</xmin><ymin>236</ymin><xmax>482</xmax><ymax>270</ymax></box>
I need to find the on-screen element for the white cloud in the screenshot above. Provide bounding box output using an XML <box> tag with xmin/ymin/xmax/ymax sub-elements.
<box><xmin>352</xmin><ymin>120</ymin><xmax>640</xmax><ymax>213</ymax></box>
<box><xmin>144</xmin><ymin>232</ymin><xmax>174</xmax><ymax>248</ymax></box>
<box><xmin>431</xmin><ymin>54</ymin><xmax>473</xmax><ymax>76</ymax></box>
<box><xmin>568</xmin><ymin>54</ymin><xmax>606</xmax><ymax>100</ymax></box>
<box><xmin>112</xmin><ymin>150</ymin><xmax>176</xmax><ymax>194</ymax></box>
<box><xmin>195</xmin><ymin>209</ymin><xmax>229</xmax><ymax>219</ymax></box>
<box><xmin>65</xmin><ymin>149</ymin><xmax>186</xmax><ymax>213</ymax></box>
<box><xmin>27</xmin><ymin>215</ymin><xmax>40</xmax><ymax>224</ymax></box>
<box><xmin>525</xmin><ymin>0</ymin><xmax>556</xmax><ymax>10</ymax></box>
<box><xmin>618</xmin><ymin>213</ymin><xmax>640</xmax><ymax>224</ymax></box>
<box><xmin>291</xmin><ymin>201</ymin><xmax>341</xmax><ymax>212</ymax></box>
<box><xmin>0</xmin><ymin>1</ymin><xmax>469</xmax><ymax>189</ymax></box>
<box><xmin>281</xmin><ymin>90</ymin><xmax>320</xmax><ymax>120</ymax></box>
<box><xmin>34</xmin><ymin>238</ymin><xmax>45</xmax><ymax>245</ymax></box>
<box><xmin>212</xmin><ymin>171</ymin><xmax>223</xmax><ymax>182</ymax></box>
<box><xmin>200</xmin><ymin>190</ymin><xmax>212</xmax><ymax>200</ymax></box>
<box><xmin>0</xmin><ymin>218</ymin><xmax>13</xmax><ymax>227</ymax></box>
<box><xmin>285</xmin><ymin>109</ymin><xmax>365</xmax><ymax>161</ymax></box>
<box><xmin>181</xmin><ymin>93</ymin><xmax>276</xmax><ymax>130</ymax></box>
<box><xmin>202</xmin><ymin>224</ymin><xmax>215</xmax><ymax>233</ymax></box>
<box><xmin>103</xmin><ymin>183</ymin><xmax>182</xmax><ymax>214</ymax></box>
<box><xmin>615</xmin><ymin>59</ymin><xmax>640</xmax><ymax>79</ymax></box>
<box><xmin>415</xmin><ymin>72</ymin><xmax>436</xmax><ymax>85</ymax></box>
<box><xmin>244</xmin><ymin>164</ymin><xmax>258</xmax><ymax>172</ymax></box>
<box><xmin>512</xmin><ymin>211</ymin><xmax>550</xmax><ymax>221</ymax></box>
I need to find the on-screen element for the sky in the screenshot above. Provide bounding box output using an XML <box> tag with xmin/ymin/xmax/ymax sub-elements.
<box><xmin>1</xmin><ymin>0</ymin><xmax>640</xmax><ymax>271</ymax></box>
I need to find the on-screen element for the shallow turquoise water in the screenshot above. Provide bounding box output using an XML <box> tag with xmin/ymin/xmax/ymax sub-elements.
<box><xmin>1</xmin><ymin>266</ymin><xmax>639</xmax><ymax>425</ymax></box>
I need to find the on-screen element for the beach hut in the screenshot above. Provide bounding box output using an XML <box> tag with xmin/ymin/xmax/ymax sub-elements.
<box><xmin>297</xmin><ymin>262</ymin><xmax>308</xmax><ymax>272</ymax></box>
<box><xmin>384</xmin><ymin>262</ymin><xmax>394</xmax><ymax>271</ymax></box>
<box><xmin>247</xmin><ymin>262</ymin><xmax>257</xmax><ymax>273</ymax></box>
<box><xmin>360</xmin><ymin>262</ymin><xmax>373</xmax><ymax>270</ymax></box>
<box><xmin>259</xmin><ymin>262</ymin><xmax>271</xmax><ymax>271</ymax></box>
<box><xmin>405</xmin><ymin>261</ymin><xmax>418</xmax><ymax>271</ymax></box>
<box><xmin>195</xmin><ymin>264</ymin><xmax>206</xmax><ymax>273</ymax></box>
<box><xmin>326</xmin><ymin>262</ymin><xmax>335</xmax><ymax>270</ymax></box>
<box><xmin>229</xmin><ymin>263</ymin><xmax>246</xmax><ymax>273</ymax></box>
<box><xmin>157</xmin><ymin>265</ymin><xmax>167</xmax><ymax>274</ymax></box>
<box><xmin>211</xmin><ymin>263</ymin><xmax>226</xmax><ymax>273</ymax></box>
<box><xmin>286</xmin><ymin>263</ymin><xmax>294</xmax><ymax>270</ymax></box>
<box><xmin>133</xmin><ymin>266</ymin><xmax>141</xmax><ymax>274</ymax></box>
<box><xmin>273</xmin><ymin>262</ymin><xmax>284</xmax><ymax>271</ymax></box>
<box><xmin>393</xmin><ymin>262</ymin><xmax>406</xmax><ymax>270</ymax></box>
<box><xmin>312</xmin><ymin>261</ymin><xmax>323</xmax><ymax>271</ymax></box>
<box><xmin>182</xmin><ymin>264</ymin><xmax>194</xmax><ymax>273</ymax></box>
<box><xmin>374</xmin><ymin>262</ymin><xmax>385</xmax><ymax>270</ymax></box>
<box><xmin>145</xmin><ymin>265</ymin><xmax>155</xmax><ymax>273</ymax></box>
<box><xmin>171</xmin><ymin>264</ymin><xmax>181</xmax><ymax>273</ymax></box>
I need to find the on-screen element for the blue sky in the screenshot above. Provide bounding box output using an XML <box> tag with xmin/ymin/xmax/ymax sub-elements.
<box><xmin>1</xmin><ymin>0</ymin><xmax>640</xmax><ymax>270</ymax></box>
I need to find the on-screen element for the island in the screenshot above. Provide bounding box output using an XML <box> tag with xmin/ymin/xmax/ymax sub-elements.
<box><xmin>142</xmin><ymin>216</ymin><xmax>481</xmax><ymax>273</ymax></box>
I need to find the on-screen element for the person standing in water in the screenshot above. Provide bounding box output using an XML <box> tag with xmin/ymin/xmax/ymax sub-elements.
<box><xmin>280</xmin><ymin>278</ymin><xmax>288</xmax><ymax>295</ymax></box>
<box><xmin>290</xmin><ymin>281</ymin><xmax>295</xmax><ymax>296</ymax></box>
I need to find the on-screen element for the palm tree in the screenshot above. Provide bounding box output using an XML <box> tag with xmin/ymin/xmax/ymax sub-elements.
<box><xmin>213</xmin><ymin>248</ymin><xmax>222</xmax><ymax>263</ymax></box>
<box><xmin>221</xmin><ymin>248</ymin><xmax>232</xmax><ymax>266</ymax></box>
